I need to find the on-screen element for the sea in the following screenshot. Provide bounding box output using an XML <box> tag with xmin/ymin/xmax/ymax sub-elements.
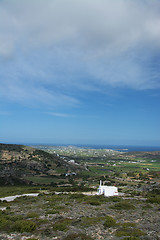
<box><xmin>65</xmin><ymin>144</ymin><xmax>160</xmax><ymax>152</ymax></box>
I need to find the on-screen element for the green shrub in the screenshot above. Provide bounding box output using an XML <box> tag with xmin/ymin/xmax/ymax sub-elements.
<box><xmin>52</xmin><ymin>218</ymin><xmax>72</xmax><ymax>232</ymax></box>
<box><xmin>69</xmin><ymin>193</ymin><xmax>85</xmax><ymax>199</ymax></box>
<box><xmin>71</xmin><ymin>194</ymin><xmax>105</xmax><ymax>205</ymax></box>
<box><xmin>116</xmin><ymin>227</ymin><xmax>145</xmax><ymax>237</ymax></box>
<box><xmin>110</xmin><ymin>201</ymin><xmax>135</xmax><ymax>210</ymax></box>
<box><xmin>86</xmin><ymin>199</ymin><xmax>101</xmax><ymax>206</ymax></box>
<box><xmin>36</xmin><ymin>218</ymin><xmax>49</xmax><ymax>225</ymax></box>
<box><xmin>103</xmin><ymin>215</ymin><xmax>116</xmax><ymax>228</ymax></box>
<box><xmin>147</xmin><ymin>195</ymin><xmax>160</xmax><ymax>204</ymax></box>
<box><xmin>122</xmin><ymin>222</ymin><xmax>136</xmax><ymax>228</ymax></box>
<box><xmin>0</xmin><ymin>213</ymin><xmax>34</xmax><ymax>233</ymax></box>
<box><xmin>80</xmin><ymin>216</ymin><xmax>103</xmax><ymax>227</ymax></box>
<box><xmin>84</xmin><ymin>195</ymin><xmax>105</xmax><ymax>205</ymax></box>
<box><xmin>108</xmin><ymin>196</ymin><xmax>121</xmax><ymax>202</ymax></box>
<box><xmin>46</xmin><ymin>209</ymin><xmax>59</xmax><ymax>214</ymax></box>
<box><xmin>27</xmin><ymin>212</ymin><xmax>39</xmax><ymax>218</ymax></box>
<box><xmin>0</xmin><ymin>217</ymin><xmax>12</xmax><ymax>232</ymax></box>
<box><xmin>8</xmin><ymin>214</ymin><xmax>24</xmax><ymax>221</ymax></box>
<box><xmin>0</xmin><ymin>210</ymin><xmax>6</xmax><ymax>215</ymax></box>
<box><xmin>46</xmin><ymin>205</ymin><xmax>66</xmax><ymax>215</ymax></box>
<box><xmin>11</xmin><ymin>220</ymin><xmax>37</xmax><ymax>233</ymax></box>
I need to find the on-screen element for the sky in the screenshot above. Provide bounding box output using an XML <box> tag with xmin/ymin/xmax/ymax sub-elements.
<box><xmin>0</xmin><ymin>0</ymin><xmax>160</xmax><ymax>146</ymax></box>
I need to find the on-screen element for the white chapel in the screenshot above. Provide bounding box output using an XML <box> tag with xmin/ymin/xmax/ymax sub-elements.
<box><xmin>97</xmin><ymin>180</ymin><xmax>118</xmax><ymax>197</ymax></box>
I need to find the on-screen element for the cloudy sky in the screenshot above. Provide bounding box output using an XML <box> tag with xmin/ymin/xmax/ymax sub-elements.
<box><xmin>0</xmin><ymin>0</ymin><xmax>160</xmax><ymax>146</ymax></box>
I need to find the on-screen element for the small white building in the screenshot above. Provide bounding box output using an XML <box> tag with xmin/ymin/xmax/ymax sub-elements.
<box><xmin>68</xmin><ymin>160</ymin><xmax>75</xmax><ymax>164</ymax></box>
<box><xmin>97</xmin><ymin>181</ymin><xmax>118</xmax><ymax>197</ymax></box>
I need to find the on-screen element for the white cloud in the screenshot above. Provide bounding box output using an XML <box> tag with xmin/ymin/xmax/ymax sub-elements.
<box><xmin>0</xmin><ymin>0</ymin><xmax>160</xmax><ymax>107</ymax></box>
<box><xmin>1</xmin><ymin>0</ymin><xmax>159</xmax><ymax>53</ymax></box>
<box><xmin>47</xmin><ymin>112</ymin><xmax>75</xmax><ymax>118</ymax></box>
<box><xmin>0</xmin><ymin>76</ymin><xmax>79</xmax><ymax>108</ymax></box>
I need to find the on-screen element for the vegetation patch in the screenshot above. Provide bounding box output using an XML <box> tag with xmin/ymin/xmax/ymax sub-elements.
<box><xmin>69</xmin><ymin>193</ymin><xmax>85</xmax><ymax>200</ymax></box>
<box><xmin>46</xmin><ymin>204</ymin><xmax>66</xmax><ymax>215</ymax></box>
<box><xmin>147</xmin><ymin>195</ymin><xmax>160</xmax><ymax>204</ymax></box>
<box><xmin>122</xmin><ymin>222</ymin><xmax>137</xmax><ymax>228</ymax></box>
<box><xmin>0</xmin><ymin>217</ymin><xmax>11</xmax><ymax>232</ymax></box>
<box><xmin>26</xmin><ymin>212</ymin><xmax>39</xmax><ymax>219</ymax></box>
<box><xmin>83</xmin><ymin>195</ymin><xmax>107</xmax><ymax>205</ymax></box>
<box><xmin>52</xmin><ymin>218</ymin><xmax>73</xmax><ymax>232</ymax></box>
<box><xmin>142</xmin><ymin>203</ymin><xmax>153</xmax><ymax>209</ymax></box>
<box><xmin>46</xmin><ymin>209</ymin><xmax>60</xmax><ymax>214</ymax></box>
<box><xmin>108</xmin><ymin>196</ymin><xmax>121</xmax><ymax>202</ymax></box>
<box><xmin>0</xmin><ymin>211</ymin><xmax>37</xmax><ymax>233</ymax></box>
<box><xmin>115</xmin><ymin>227</ymin><xmax>145</xmax><ymax>238</ymax></box>
<box><xmin>11</xmin><ymin>220</ymin><xmax>37</xmax><ymax>233</ymax></box>
<box><xmin>110</xmin><ymin>200</ymin><xmax>136</xmax><ymax>210</ymax></box>
<box><xmin>103</xmin><ymin>215</ymin><xmax>116</xmax><ymax>228</ymax></box>
<box><xmin>80</xmin><ymin>216</ymin><xmax>104</xmax><ymax>227</ymax></box>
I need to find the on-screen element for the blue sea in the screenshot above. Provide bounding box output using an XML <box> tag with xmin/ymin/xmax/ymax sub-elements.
<box><xmin>71</xmin><ymin>145</ymin><xmax>160</xmax><ymax>152</ymax></box>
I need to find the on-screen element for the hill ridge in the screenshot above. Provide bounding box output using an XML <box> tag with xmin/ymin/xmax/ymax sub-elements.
<box><xmin>0</xmin><ymin>143</ymin><xmax>83</xmax><ymax>185</ymax></box>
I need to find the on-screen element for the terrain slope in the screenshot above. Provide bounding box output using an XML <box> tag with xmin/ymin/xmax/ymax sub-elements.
<box><xmin>0</xmin><ymin>143</ymin><xmax>83</xmax><ymax>184</ymax></box>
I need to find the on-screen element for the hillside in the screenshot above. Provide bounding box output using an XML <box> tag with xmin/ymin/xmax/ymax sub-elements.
<box><xmin>0</xmin><ymin>143</ymin><xmax>84</xmax><ymax>185</ymax></box>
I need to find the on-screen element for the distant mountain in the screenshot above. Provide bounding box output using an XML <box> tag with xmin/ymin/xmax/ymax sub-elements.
<box><xmin>0</xmin><ymin>143</ymin><xmax>84</xmax><ymax>185</ymax></box>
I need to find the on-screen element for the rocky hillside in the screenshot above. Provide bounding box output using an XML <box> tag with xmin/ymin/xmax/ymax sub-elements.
<box><xmin>0</xmin><ymin>143</ymin><xmax>84</xmax><ymax>184</ymax></box>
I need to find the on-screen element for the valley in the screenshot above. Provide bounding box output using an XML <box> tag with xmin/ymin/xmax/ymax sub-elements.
<box><xmin>0</xmin><ymin>143</ymin><xmax>159</xmax><ymax>240</ymax></box>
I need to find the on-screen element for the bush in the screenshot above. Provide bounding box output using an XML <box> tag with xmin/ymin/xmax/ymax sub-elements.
<box><xmin>103</xmin><ymin>215</ymin><xmax>116</xmax><ymax>228</ymax></box>
<box><xmin>80</xmin><ymin>216</ymin><xmax>103</xmax><ymax>227</ymax></box>
<box><xmin>46</xmin><ymin>205</ymin><xmax>66</xmax><ymax>215</ymax></box>
<box><xmin>70</xmin><ymin>194</ymin><xmax>103</xmax><ymax>206</ymax></box>
<box><xmin>116</xmin><ymin>227</ymin><xmax>145</xmax><ymax>237</ymax></box>
<box><xmin>8</xmin><ymin>214</ymin><xmax>23</xmax><ymax>222</ymax></box>
<box><xmin>122</xmin><ymin>222</ymin><xmax>136</xmax><ymax>228</ymax></box>
<box><xmin>27</xmin><ymin>212</ymin><xmax>39</xmax><ymax>218</ymax></box>
<box><xmin>84</xmin><ymin>195</ymin><xmax>105</xmax><ymax>205</ymax></box>
<box><xmin>52</xmin><ymin>218</ymin><xmax>72</xmax><ymax>232</ymax></box>
<box><xmin>108</xmin><ymin>196</ymin><xmax>121</xmax><ymax>202</ymax></box>
<box><xmin>110</xmin><ymin>201</ymin><xmax>135</xmax><ymax>210</ymax></box>
<box><xmin>86</xmin><ymin>199</ymin><xmax>101</xmax><ymax>206</ymax></box>
<box><xmin>147</xmin><ymin>195</ymin><xmax>160</xmax><ymax>204</ymax></box>
<box><xmin>11</xmin><ymin>220</ymin><xmax>37</xmax><ymax>233</ymax></box>
<box><xmin>69</xmin><ymin>193</ymin><xmax>85</xmax><ymax>199</ymax></box>
<box><xmin>27</xmin><ymin>239</ymin><xmax>39</xmax><ymax>240</ymax></box>
<box><xmin>46</xmin><ymin>209</ymin><xmax>59</xmax><ymax>214</ymax></box>
<box><xmin>0</xmin><ymin>217</ymin><xmax>12</xmax><ymax>232</ymax></box>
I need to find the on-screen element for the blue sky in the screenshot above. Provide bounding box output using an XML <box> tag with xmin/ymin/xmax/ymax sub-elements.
<box><xmin>0</xmin><ymin>0</ymin><xmax>160</xmax><ymax>146</ymax></box>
